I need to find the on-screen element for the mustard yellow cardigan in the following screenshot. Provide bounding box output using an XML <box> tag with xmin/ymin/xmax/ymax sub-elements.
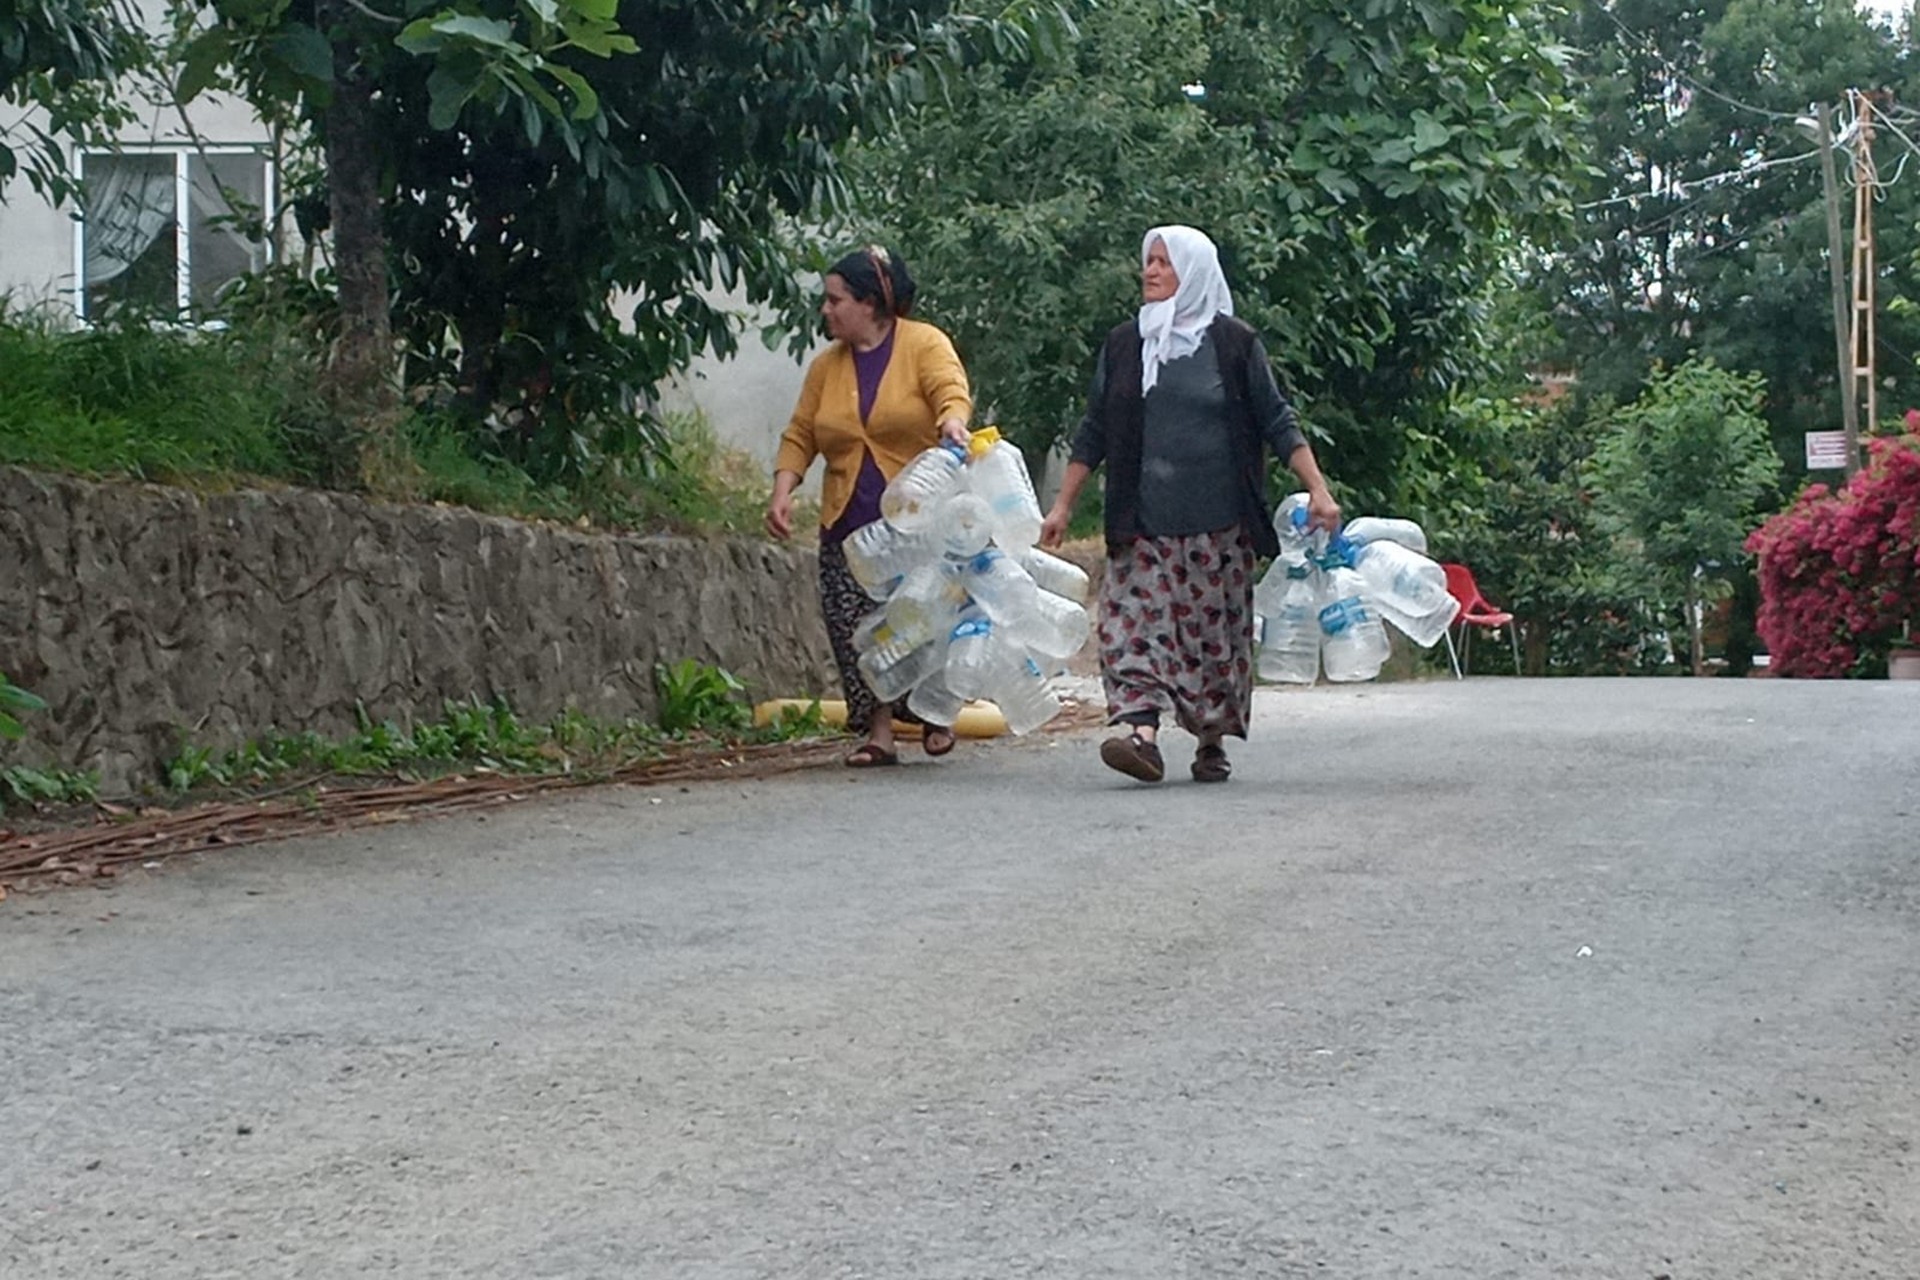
<box><xmin>774</xmin><ymin>318</ymin><xmax>973</xmax><ymax>530</ymax></box>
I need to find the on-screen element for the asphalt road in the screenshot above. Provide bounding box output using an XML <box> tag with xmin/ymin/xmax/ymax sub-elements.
<box><xmin>3</xmin><ymin>678</ymin><xmax>1917</xmax><ymax>1279</ymax></box>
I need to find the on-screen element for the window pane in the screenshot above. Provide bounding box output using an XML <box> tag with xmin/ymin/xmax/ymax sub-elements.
<box><xmin>187</xmin><ymin>153</ymin><xmax>270</xmax><ymax>311</ymax></box>
<box><xmin>82</xmin><ymin>153</ymin><xmax>177</xmax><ymax>316</ymax></box>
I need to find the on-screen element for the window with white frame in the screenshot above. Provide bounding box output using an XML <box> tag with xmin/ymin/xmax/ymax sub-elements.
<box><xmin>74</xmin><ymin>148</ymin><xmax>275</xmax><ymax>321</ymax></box>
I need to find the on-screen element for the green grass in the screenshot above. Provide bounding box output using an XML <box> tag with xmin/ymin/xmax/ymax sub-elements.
<box><xmin>160</xmin><ymin>674</ymin><xmax>830</xmax><ymax>797</ymax></box>
<box><xmin>0</xmin><ymin>303</ymin><xmax>779</xmax><ymax>537</ymax></box>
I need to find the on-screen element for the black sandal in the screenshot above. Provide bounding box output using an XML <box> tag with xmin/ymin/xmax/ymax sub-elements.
<box><xmin>1191</xmin><ymin>742</ymin><xmax>1231</xmax><ymax>783</ymax></box>
<box><xmin>844</xmin><ymin>743</ymin><xmax>899</xmax><ymax>769</ymax></box>
<box><xmin>1100</xmin><ymin>732</ymin><xmax>1165</xmax><ymax>783</ymax></box>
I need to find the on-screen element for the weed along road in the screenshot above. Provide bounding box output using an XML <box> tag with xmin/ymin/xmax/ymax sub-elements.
<box><xmin>3</xmin><ymin>679</ymin><xmax>1916</xmax><ymax>1277</ymax></box>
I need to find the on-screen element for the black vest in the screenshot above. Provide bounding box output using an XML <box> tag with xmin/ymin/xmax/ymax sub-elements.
<box><xmin>1097</xmin><ymin>314</ymin><xmax>1281</xmax><ymax>559</ymax></box>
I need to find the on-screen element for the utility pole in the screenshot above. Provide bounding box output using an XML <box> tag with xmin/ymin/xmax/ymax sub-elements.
<box><xmin>1848</xmin><ymin>89</ymin><xmax>1878</xmax><ymax>476</ymax></box>
<box><xmin>1816</xmin><ymin>102</ymin><xmax>1859</xmax><ymax>476</ymax></box>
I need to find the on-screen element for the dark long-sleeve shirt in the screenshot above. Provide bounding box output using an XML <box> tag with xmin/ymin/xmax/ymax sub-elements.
<box><xmin>1069</xmin><ymin>330</ymin><xmax>1306</xmax><ymax>538</ymax></box>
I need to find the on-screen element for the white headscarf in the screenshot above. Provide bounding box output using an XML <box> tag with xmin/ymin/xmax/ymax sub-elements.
<box><xmin>1136</xmin><ymin>224</ymin><xmax>1233</xmax><ymax>395</ymax></box>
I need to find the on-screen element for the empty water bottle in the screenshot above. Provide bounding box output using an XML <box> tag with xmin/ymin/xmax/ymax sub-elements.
<box><xmin>1343</xmin><ymin>516</ymin><xmax>1429</xmax><ymax>556</ymax></box>
<box><xmin>1012</xmin><ymin>590</ymin><xmax>1091</xmax><ymax>661</ymax></box>
<box><xmin>960</xmin><ymin>548</ymin><xmax>1039</xmax><ymax>624</ymax></box>
<box><xmin>943</xmin><ymin>611</ymin><xmax>1005</xmax><ymax>700</ymax></box>
<box><xmin>858</xmin><ymin>638</ymin><xmax>942</xmax><ymax>703</ymax></box>
<box><xmin>988</xmin><ymin>656</ymin><xmax>1063</xmax><ymax>736</ymax></box>
<box><xmin>966</xmin><ymin>427</ymin><xmax>1044</xmax><ymax>550</ymax></box>
<box><xmin>882</xmin><ymin>442</ymin><xmax>968</xmax><ymax>531</ymax></box>
<box><xmin>1017</xmin><ymin>546</ymin><xmax>1092</xmax><ymax>604</ymax></box>
<box><xmin>907</xmin><ymin>667</ymin><xmax>967</xmax><ymax>726</ymax></box>
<box><xmin>1349</xmin><ymin>539</ymin><xmax>1458</xmax><ymax>647</ymax></box>
<box><xmin>1257</xmin><ymin>564</ymin><xmax>1323</xmax><ymax>684</ymax></box>
<box><xmin>886</xmin><ymin>561</ymin><xmax>966</xmax><ymax>643</ymax></box>
<box><xmin>1273</xmin><ymin>494</ymin><xmax>1315</xmax><ymax>565</ymax></box>
<box><xmin>1317</xmin><ymin>564</ymin><xmax>1390</xmax><ymax>682</ymax></box>
<box><xmin>934</xmin><ymin>492</ymin><xmax>994</xmax><ymax>561</ymax></box>
<box><xmin>844</xmin><ymin>519</ymin><xmax>932</xmax><ymax>596</ymax></box>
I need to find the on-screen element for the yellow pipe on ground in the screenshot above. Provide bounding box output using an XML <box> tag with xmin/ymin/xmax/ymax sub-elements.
<box><xmin>752</xmin><ymin>698</ymin><xmax>1008</xmax><ymax>738</ymax></box>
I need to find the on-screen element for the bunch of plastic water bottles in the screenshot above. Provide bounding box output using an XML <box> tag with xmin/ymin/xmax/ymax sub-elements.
<box><xmin>843</xmin><ymin>429</ymin><xmax>1094</xmax><ymax>734</ymax></box>
<box><xmin>1254</xmin><ymin>493</ymin><xmax>1459</xmax><ymax>684</ymax></box>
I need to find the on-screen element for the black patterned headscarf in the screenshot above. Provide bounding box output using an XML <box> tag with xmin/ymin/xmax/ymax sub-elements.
<box><xmin>828</xmin><ymin>245</ymin><xmax>917</xmax><ymax>319</ymax></box>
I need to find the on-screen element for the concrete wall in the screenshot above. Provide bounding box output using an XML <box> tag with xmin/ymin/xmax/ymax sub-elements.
<box><xmin>0</xmin><ymin>468</ymin><xmax>840</xmax><ymax>795</ymax></box>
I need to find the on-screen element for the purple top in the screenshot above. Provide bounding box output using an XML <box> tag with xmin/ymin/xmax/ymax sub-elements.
<box><xmin>822</xmin><ymin>327</ymin><xmax>897</xmax><ymax>545</ymax></box>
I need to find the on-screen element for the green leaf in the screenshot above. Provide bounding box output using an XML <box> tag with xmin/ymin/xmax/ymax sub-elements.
<box><xmin>177</xmin><ymin>32</ymin><xmax>231</xmax><ymax>102</ymax></box>
<box><xmin>270</xmin><ymin>25</ymin><xmax>335</xmax><ymax>87</ymax></box>
<box><xmin>426</xmin><ymin>64</ymin><xmax>480</xmax><ymax>129</ymax></box>
<box><xmin>525</xmin><ymin>0</ymin><xmax>561</xmax><ymax>23</ymax></box>
<box><xmin>564</xmin><ymin>0</ymin><xmax>620</xmax><ymax>21</ymax></box>
<box><xmin>432</xmin><ymin>14</ymin><xmax>518</xmax><ymax>49</ymax></box>
<box><xmin>547</xmin><ymin>64</ymin><xmax>599</xmax><ymax>120</ymax></box>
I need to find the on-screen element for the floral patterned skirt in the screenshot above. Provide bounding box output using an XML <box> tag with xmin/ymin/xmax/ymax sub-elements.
<box><xmin>1097</xmin><ymin>526</ymin><xmax>1257</xmax><ymax>739</ymax></box>
<box><xmin>818</xmin><ymin>536</ymin><xmax>928</xmax><ymax>735</ymax></box>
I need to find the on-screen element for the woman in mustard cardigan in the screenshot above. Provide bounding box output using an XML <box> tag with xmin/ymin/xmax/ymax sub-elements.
<box><xmin>766</xmin><ymin>246</ymin><xmax>973</xmax><ymax>768</ymax></box>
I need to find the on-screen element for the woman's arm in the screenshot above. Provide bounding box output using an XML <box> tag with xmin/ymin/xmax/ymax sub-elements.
<box><xmin>768</xmin><ymin>360</ymin><xmax>827</xmax><ymax>540</ymax></box>
<box><xmin>916</xmin><ymin>324</ymin><xmax>974</xmax><ymax>446</ymax></box>
<box><xmin>1040</xmin><ymin>461</ymin><xmax>1093</xmax><ymax>548</ymax></box>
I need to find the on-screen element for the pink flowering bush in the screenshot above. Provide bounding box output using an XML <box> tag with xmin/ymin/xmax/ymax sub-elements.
<box><xmin>1746</xmin><ymin>427</ymin><xmax>1920</xmax><ymax>677</ymax></box>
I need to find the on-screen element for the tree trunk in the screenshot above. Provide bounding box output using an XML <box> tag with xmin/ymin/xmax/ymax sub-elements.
<box><xmin>318</xmin><ymin>4</ymin><xmax>402</xmax><ymax>489</ymax></box>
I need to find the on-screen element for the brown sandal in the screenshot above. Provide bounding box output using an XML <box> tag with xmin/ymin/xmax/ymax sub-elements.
<box><xmin>844</xmin><ymin>743</ymin><xmax>899</xmax><ymax>769</ymax></box>
<box><xmin>923</xmin><ymin>726</ymin><xmax>956</xmax><ymax>758</ymax></box>
<box><xmin>1099</xmin><ymin>732</ymin><xmax>1165</xmax><ymax>783</ymax></box>
<box><xmin>1191</xmin><ymin>742</ymin><xmax>1231</xmax><ymax>783</ymax></box>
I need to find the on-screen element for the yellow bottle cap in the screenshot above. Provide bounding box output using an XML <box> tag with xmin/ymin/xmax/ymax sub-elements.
<box><xmin>967</xmin><ymin>425</ymin><xmax>1002</xmax><ymax>460</ymax></box>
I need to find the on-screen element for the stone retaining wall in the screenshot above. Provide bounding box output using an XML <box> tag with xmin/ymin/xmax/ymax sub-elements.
<box><xmin>0</xmin><ymin>468</ymin><xmax>840</xmax><ymax>795</ymax></box>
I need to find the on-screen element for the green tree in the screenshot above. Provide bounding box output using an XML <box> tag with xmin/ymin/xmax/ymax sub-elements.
<box><xmin>856</xmin><ymin>0</ymin><xmax>1585</xmax><ymax>510</ymax></box>
<box><xmin>1587</xmin><ymin>358</ymin><xmax>1782</xmax><ymax>675</ymax></box>
<box><xmin>1</xmin><ymin>0</ymin><xmax>148</xmax><ymax>203</ymax></box>
<box><xmin>176</xmin><ymin>0</ymin><xmax>1073</xmax><ymax>485</ymax></box>
<box><xmin>1533</xmin><ymin>0</ymin><xmax>1917</xmax><ymax>462</ymax></box>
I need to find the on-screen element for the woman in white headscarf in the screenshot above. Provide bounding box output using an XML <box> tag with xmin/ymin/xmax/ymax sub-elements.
<box><xmin>1039</xmin><ymin>225</ymin><xmax>1341</xmax><ymax>784</ymax></box>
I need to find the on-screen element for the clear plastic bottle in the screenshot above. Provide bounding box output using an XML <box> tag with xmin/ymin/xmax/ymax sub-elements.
<box><xmin>965</xmin><ymin>427</ymin><xmax>1044</xmax><ymax>550</ymax></box>
<box><xmin>1012</xmin><ymin>590</ymin><xmax>1091</xmax><ymax>661</ymax></box>
<box><xmin>1317</xmin><ymin>564</ymin><xmax>1390</xmax><ymax>682</ymax></box>
<box><xmin>1257</xmin><ymin>563</ymin><xmax>1323</xmax><ymax>684</ymax></box>
<box><xmin>988</xmin><ymin>656</ymin><xmax>1063</xmax><ymax>736</ymax></box>
<box><xmin>959</xmin><ymin>548</ymin><xmax>1039</xmax><ymax>624</ymax></box>
<box><xmin>885</xmin><ymin>561</ymin><xmax>966</xmax><ymax>644</ymax></box>
<box><xmin>843</xmin><ymin>519</ymin><xmax>931</xmax><ymax>597</ymax></box>
<box><xmin>943</xmin><ymin>611</ymin><xmax>1008</xmax><ymax>700</ymax></box>
<box><xmin>1349</xmin><ymin>540</ymin><xmax>1458</xmax><ymax>647</ymax></box>
<box><xmin>1272</xmin><ymin>494</ymin><xmax>1315</xmax><ymax>567</ymax></box>
<box><xmin>858</xmin><ymin>638</ymin><xmax>942</xmax><ymax>702</ymax></box>
<box><xmin>907</xmin><ymin>667</ymin><xmax>967</xmax><ymax>726</ymax></box>
<box><xmin>1343</xmin><ymin>515</ymin><xmax>1429</xmax><ymax>556</ymax></box>
<box><xmin>881</xmin><ymin>442</ymin><xmax>968</xmax><ymax>532</ymax></box>
<box><xmin>1017</xmin><ymin>546</ymin><xmax>1092</xmax><ymax>604</ymax></box>
<box><xmin>934</xmin><ymin>492</ymin><xmax>994</xmax><ymax>561</ymax></box>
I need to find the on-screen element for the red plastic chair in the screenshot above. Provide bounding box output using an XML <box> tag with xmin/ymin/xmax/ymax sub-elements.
<box><xmin>1441</xmin><ymin>563</ymin><xmax>1522</xmax><ymax>677</ymax></box>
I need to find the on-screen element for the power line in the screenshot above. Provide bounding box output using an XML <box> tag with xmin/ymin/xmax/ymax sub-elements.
<box><xmin>1596</xmin><ymin>8</ymin><xmax>1806</xmax><ymax>125</ymax></box>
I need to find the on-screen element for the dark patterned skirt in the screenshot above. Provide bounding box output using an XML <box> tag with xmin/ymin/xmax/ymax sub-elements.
<box><xmin>818</xmin><ymin>537</ymin><xmax>931</xmax><ymax>735</ymax></box>
<box><xmin>1097</xmin><ymin>526</ymin><xmax>1257</xmax><ymax>738</ymax></box>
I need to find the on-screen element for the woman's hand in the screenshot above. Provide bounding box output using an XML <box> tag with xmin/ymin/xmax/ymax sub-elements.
<box><xmin>937</xmin><ymin>416</ymin><xmax>971</xmax><ymax>448</ymax></box>
<box><xmin>1306</xmin><ymin>488</ymin><xmax>1342</xmax><ymax>534</ymax></box>
<box><xmin>1039</xmin><ymin>505</ymin><xmax>1071</xmax><ymax>549</ymax></box>
<box><xmin>765</xmin><ymin>491</ymin><xmax>795</xmax><ymax>541</ymax></box>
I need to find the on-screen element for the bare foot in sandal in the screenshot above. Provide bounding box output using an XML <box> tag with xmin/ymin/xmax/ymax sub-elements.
<box><xmin>844</xmin><ymin>742</ymin><xmax>899</xmax><ymax>768</ymax></box>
